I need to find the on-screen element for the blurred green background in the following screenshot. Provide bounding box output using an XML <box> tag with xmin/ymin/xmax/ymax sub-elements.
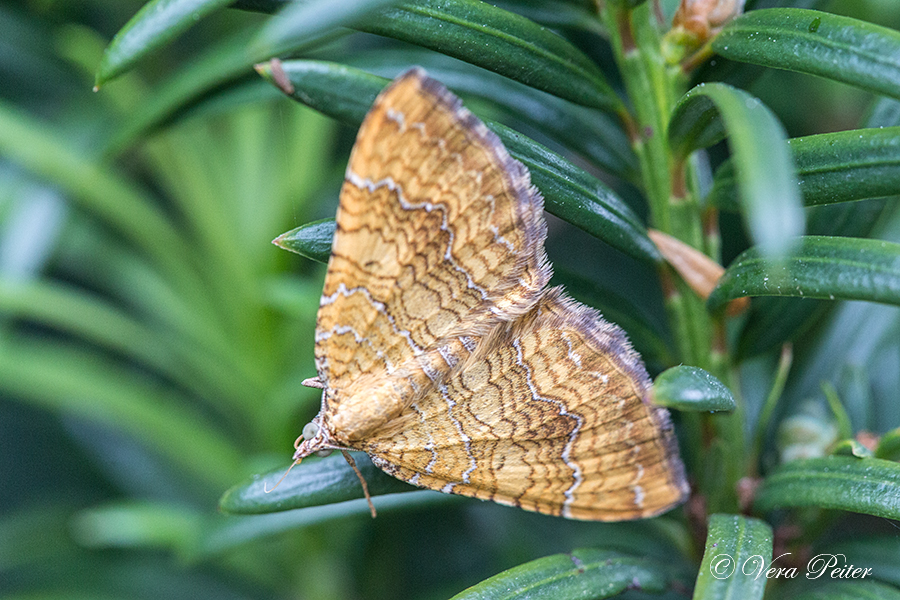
<box><xmin>2</xmin><ymin>1</ymin><xmax>899</xmax><ymax>599</ymax></box>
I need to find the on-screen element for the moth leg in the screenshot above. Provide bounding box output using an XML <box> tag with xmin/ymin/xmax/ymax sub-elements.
<box><xmin>341</xmin><ymin>450</ymin><xmax>377</xmax><ymax>518</ymax></box>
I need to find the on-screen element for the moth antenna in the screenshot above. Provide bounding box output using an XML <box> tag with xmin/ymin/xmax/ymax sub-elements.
<box><xmin>264</xmin><ymin>457</ymin><xmax>302</xmax><ymax>493</ymax></box>
<box><xmin>341</xmin><ymin>450</ymin><xmax>376</xmax><ymax>518</ymax></box>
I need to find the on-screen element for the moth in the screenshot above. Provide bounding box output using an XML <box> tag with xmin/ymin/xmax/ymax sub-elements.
<box><xmin>292</xmin><ymin>68</ymin><xmax>688</xmax><ymax>521</ymax></box>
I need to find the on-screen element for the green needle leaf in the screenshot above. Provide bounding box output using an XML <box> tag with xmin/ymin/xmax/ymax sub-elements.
<box><xmin>710</xmin><ymin>127</ymin><xmax>900</xmax><ymax>209</ymax></box>
<box><xmin>669</xmin><ymin>83</ymin><xmax>804</xmax><ymax>257</ymax></box>
<box><xmin>355</xmin><ymin>0</ymin><xmax>622</xmax><ymax>112</ymax></box>
<box><xmin>708</xmin><ymin>236</ymin><xmax>900</xmax><ymax>312</ymax></box>
<box><xmin>875</xmin><ymin>427</ymin><xmax>900</xmax><ymax>461</ymax></box>
<box><xmin>715</xmin><ymin>8</ymin><xmax>900</xmax><ymax>101</ymax></box>
<box><xmin>219</xmin><ymin>452</ymin><xmax>415</xmax><ymax>514</ymax></box>
<box><xmin>96</xmin><ymin>0</ymin><xmax>234</xmax><ymax>87</ymax></box>
<box><xmin>755</xmin><ymin>456</ymin><xmax>900</xmax><ymax>520</ymax></box>
<box><xmin>450</xmin><ymin>548</ymin><xmax>672</xmax><ymax>600</ymax></box>
<box><xmin>249</xmin><ymin>0</ymin><xmax>621</xmax><ymax>111</ymax></box>
<box><xmin>652</xmin><ymin>366</ymin><xmax>736</xmax><ymax>412</ymax></box>
<box><xmin>693</xmin><ymin>514</ymin><xmax>772</xmax><ymax>600</ymax></box>
<box><xmin>273</xmin><ymin>218</ymin><xmax>336</xmax><ymax>263</ymax></box>
<box><xmin>784</xmin><ymin>126</ymin><xmax>900</xmax><ymax>207</ymax></box>
<box><xmin>832</xmin><ymin>439</ymin><xmax>874</xmax><ymax>459</ymax></box>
